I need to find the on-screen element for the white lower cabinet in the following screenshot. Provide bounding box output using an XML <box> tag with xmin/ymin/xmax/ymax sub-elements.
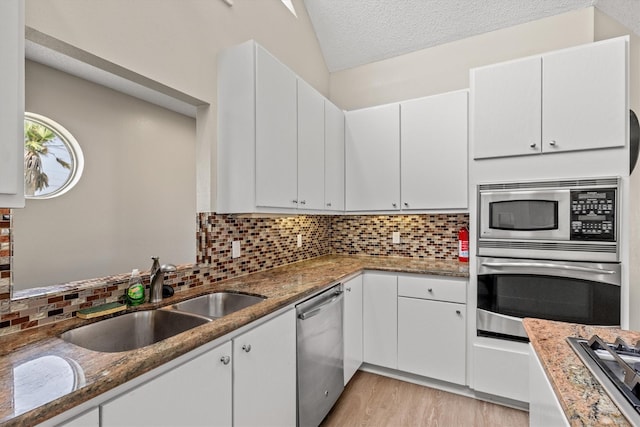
<box><xmin>233</xmin><ymin>309</ymin><xmax>296</xmax><ymax>427</ymax></box>
<box><xmin>397</xmin><ymin>275</ymin><xmax>467</xmax><ymax>385</ymax></box>
<box><xmin>56</xmin><ymin>407</ymin><xmax>99</xmax><ymax>427</ymax></box>
<box><xmin>472</xmin><ymin>337</ymin><xmax>529</xmax><ymax>403</ymax></box>
<box><xmin>363</xmin><ymin>273</ymin><xmax>398</xmax><ymax>369</ymax></box>
<box><xmin>529</xmin><ymin>344</ymin><xmax>569</xmax><ymax>427</ymax></box>
<box><xmin>343</xmin><ymin>275</ymin><xmax>363</xmax><ymax>385</ymax></box>
<box><xmin>398</xmin><ymin>298</ymin><xmax>466</xmax><ymax>385</ymax></box>
<box><xmin>101</xmin><ymin>341</ymin><xmax>233</xmax><ymax>427</ymax></box>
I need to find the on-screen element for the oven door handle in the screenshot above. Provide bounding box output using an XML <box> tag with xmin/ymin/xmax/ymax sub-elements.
<box><xmin>481</xmin><ymin>261</ymin><xmax>617</xmax><ymax>275</ymax></box>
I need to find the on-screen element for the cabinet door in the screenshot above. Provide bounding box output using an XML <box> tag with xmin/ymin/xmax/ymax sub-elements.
<box><xmin>343</xmin><ymin>275</ymin><xmax>363</xmax><ymax>385</ymax></box>
<box><xmin>345</xmin><ymin>104</ymin><xmax>400</xmax><ymax>211</ymax></box>
<box><xmin>401</xmin><ymin>91</ymin><xmax>468</xmax><ymax>210</ymax></box>
<box><xmin>234</xmin><ymin>309</ymin><xmax>296</xmax><ymax>427</ymax></box>
<box><xmin>0</xmin><ymin>0</ymin><xmax>24</xmax><ymax>207</ymax></box>
<box><xmin>529</xmin><ymin>345</ymin><xmax>570</xmax><ymax>427</ymax></box>
<box><xmin>297</xmin><ymin>79</ymin><xmax>325</xmax><ymax>210</ymax></box>
<box><xmin>57</xmin><ymin>408</ymin><xmax>99</xmax><ymax>427</ymax></box>
<box><xmin>101</xmin><ymin>341</ymin><xmax>233</xmax><ymax>427</ymax></box>
<box><xmin>255</xmin><ymin>46</ymin><xmax>298</xmax><ymax>208</ymax></box>
<box><xmin>542</xmin><ymin>37</ymin><xmax>627</xmax><ymax>153</ymax></box>
<box><xmin>363</xmin><ymin>273</ymin><xmax>397</xmax><ymax>369</ymax></box>
<box><xmin>324</xmin><ymin>100</ymin><xmax>345</xmax><ymax>211</ymax></box>
<box><xmin>398</xmin><ymin>297</ymin><xmax>466</xmax><ymax>385</ymax></box>
<box><xmin>471</xmin><ymin>56</ymin><xmax>542</xmax><ymax>159</ymax></box>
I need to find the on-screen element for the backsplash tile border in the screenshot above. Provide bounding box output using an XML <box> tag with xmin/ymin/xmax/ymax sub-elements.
<box><xmin>0</xmin><ymin>212</ymin><xmax>468</xmax><ymax>336</ymax></box>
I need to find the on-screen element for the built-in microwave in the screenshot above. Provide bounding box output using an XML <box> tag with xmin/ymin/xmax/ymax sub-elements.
<box><xmin>478</xmin><ymin>177</ymin><xmax>620</xmax><ymax>262</ymax></box>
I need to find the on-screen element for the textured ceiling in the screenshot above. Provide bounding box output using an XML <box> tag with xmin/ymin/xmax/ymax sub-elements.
<box><xmin>303</xmin><ymin>0</ymin><xmax>639</xmax><ymax>72</ymax></box>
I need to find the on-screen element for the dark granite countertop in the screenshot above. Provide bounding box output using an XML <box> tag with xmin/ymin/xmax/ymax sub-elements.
<box><xmin>524</xmin><ymin>318</ymin><xmax>638</xmax><ymax>426</ymax></box>
<box><xmin>0</xmin><ymin>255</ymin><xmax>468</xmax><ymax>426</ymax></box>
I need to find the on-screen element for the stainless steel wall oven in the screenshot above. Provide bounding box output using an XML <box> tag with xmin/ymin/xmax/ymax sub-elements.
<box><xmin>477</xmin><ymin>256</ymin><xmax>621</xmax><ymax>341</ymax></box>
<box><xmin>476</xmin><ymin>177</ymin><xmax>622</xmax><ymax>342</ymax></box>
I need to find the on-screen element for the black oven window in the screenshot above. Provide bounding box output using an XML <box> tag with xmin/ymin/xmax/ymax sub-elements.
<box><xmin>489</xmin><ymin>200</ymin><xmax>558</xmax><ymax>231</ymax></box>
<box><xmin>477</xmin><ymin>274</ymin><xmax>620</xmax><ymax>326</ymax></box>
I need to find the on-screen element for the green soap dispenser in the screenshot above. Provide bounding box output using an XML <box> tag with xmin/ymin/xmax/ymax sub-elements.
<box><xmin>126</xmin><ymin>269</ymin><xmax>145</xmax><ymax>306</ymax></box>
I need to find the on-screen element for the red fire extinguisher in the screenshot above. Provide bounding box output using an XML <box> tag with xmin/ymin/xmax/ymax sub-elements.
<box><xmin>458</xmin><ymin>227</ymin><xmax>469</xmax><ymax>263</ymax></box>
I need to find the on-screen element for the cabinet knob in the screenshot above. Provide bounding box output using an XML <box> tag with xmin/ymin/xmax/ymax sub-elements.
<box><xmin>456</xmin><ymin>310</ymin><xmax>461</xmax><ymax>315</ymax></box>
<box><xmin>242</xmin><ymin>344</ymin><xmax>252</xmax><ymax>353</ymax></box>
<box><xmin>392</xmin><ymin>203</ymin><xmax>397</xmax><ymax>208</ymax></box>
<box><xmin>220</xmin><ymin>355</ymin><xmax>231</xmax><ymax>365</ymax></box>
<box><xmin>300</xmin><ymin>200</ymin><xmax>306</xmax><ymax>205</ymax></box>
<box><xmin>292</xmin><ymin>200</ymin><xmax>298</xmax><ymax>204</ymax></box>
<box><xmin>428</xmin><ymin>288</ymin><xmax>433</xmax><ymax>293</ymax></box>
<box><xmin>346</xmin><ymin>287</ymin><xmax>352</xmax><ymax>292</ymax></box>
<box><xmin>326</xmin><ymin>202</ymin><xmax>332</xmax><ymax>207</ymax></box>
<box><xmin>403</xmin><ymin>202</ymin><xmax>409</xmax><ymax>207</ymax></box>
<box><xmin>530</xmin><ymin>143</ymin><xmax>537</xmax><ymax>148</ymax></box>
<box><xmin>549</xmin><ymin>140</ymin><xmax>557</xmax><ymax>147</ymax></box>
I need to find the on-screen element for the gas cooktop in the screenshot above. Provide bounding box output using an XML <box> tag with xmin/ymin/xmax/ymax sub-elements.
<box><xmin>567</xmin><ymin>335</ymin><xmax>640</xmax><ymax>426</ymax></box>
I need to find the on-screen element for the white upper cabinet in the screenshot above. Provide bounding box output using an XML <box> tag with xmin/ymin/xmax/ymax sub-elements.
<box><xmin>217</xmin><ymin>41</ymin><xmax>343</xmax><ymax>214</ymax></box>
<box><xmin>255</xmin><ymin>46</ymin><xmax>298</xmax><ymax>209</ymax></box>
<box><xmin>542</xmin><ymin>37</ymin><xmax>627</xmax><ymax>153</ymax></box>
<box><xmin>0</xmin><ymin>0</ymin><xmax>25</xmax><ymax>208</ymax></box>
<box><xmin>345</xmin><ymin>103</ymin><xmax>400</xmax><ymax>211</ymax></box>
<box><xmin>472</xmin><ymin>37</ymin><xmax>628</xmax><ymax>160</ymax></box>
<box><xmin>471</xmin><ymin>56</ymin><xmax>542</xmax><ymax>159</ymax></box>
<box><xmin>401</xmin><ymin>90</ymin><xmax>468</xmax><ymax>210</ymax></box>
<box><xmin>297</xmin><ymin>79</ymin><xmax>325</xmax><ymax>210</ymax></box>
<box><xmin>324</xmin><ymin>99</ymin><xmax>345</xmax><ymax>211</ymax></box>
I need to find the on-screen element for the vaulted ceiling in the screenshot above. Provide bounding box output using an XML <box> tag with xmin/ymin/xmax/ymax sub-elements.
<box><xmin>303</xmin><ymin>0</ymin><xmax>640</xmax><ymax>72</ymax></box>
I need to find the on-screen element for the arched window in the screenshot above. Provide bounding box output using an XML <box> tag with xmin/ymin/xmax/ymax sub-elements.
<box><xmin>24</xmin><ymin>112</ymin><xmax>84</xmax><ymax>199</ymax></box>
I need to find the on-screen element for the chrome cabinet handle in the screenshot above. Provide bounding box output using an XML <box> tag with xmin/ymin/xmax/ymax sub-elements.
<box><xmin>300</xmin><ymin>200</ymin><xmax>306</xmax><ymax>205</ymax></box>
<box><xmin>292</xmin><ymin>200</ymin><xmax>298</xmax><ymax>204</ymax></box>
<box><xmin>346</xmin><ymin>287</ymin><xmax>352</xmax><ymax>292</ymax></box>
<box><xmin>549</xmin><ymin>140</ymin><xmax>557</xmax><ymax>146</ymax></box>
<box><xmin>530</xmin><ymin>143</ymin><xmax>537</xmax><ymax>148</ymax></box>
<box><xmin>242</xmin><ymin>344</ymin><xmax>252</xmax><ymax>352</ymax></box>
<box><xmin>326</xmin><ymin>202</ymin><xmax>332</xmax><ymax>207</ymax></box>
<box><xmin>220</xmin><ymin>355</ymin><xmax>231</xmax><ymax>365</ymax></box>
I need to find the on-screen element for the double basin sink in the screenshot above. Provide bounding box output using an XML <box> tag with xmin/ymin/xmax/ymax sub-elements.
<box><xmin>60</xmin><ymin>292</ymin><xmax>265</xmax><ymax>353</ymax></box>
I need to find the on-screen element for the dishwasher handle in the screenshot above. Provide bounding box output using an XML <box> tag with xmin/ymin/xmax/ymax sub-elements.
<box><xmin>298</xmin><ymin>290</ymin><xmax>343</xmax><ymax>320</ymax></box>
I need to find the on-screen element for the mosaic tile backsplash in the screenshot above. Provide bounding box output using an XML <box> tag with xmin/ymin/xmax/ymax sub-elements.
<box><xmin>0</xmin><ymin>211</ymin><xmax>468</xmax><ymax>336</ymax></box>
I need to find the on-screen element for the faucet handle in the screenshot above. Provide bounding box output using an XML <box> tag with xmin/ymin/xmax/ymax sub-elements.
<box><xmin>161</xmin><ymin>263</ymin><xmax>177</xmax><ymax>273</ymax></box>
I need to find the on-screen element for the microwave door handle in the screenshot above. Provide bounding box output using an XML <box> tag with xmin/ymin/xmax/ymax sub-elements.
<box><xmin>481</xmin><ymin>261</ymin><xmax>617</xmax><ymax>275</ymax></box>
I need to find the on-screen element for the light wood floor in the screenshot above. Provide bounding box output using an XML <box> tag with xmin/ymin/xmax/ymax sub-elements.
<box><xmin>321</xmin><ymin>371</ymin><xmax>529</xmax><ymax>427</ymax></box>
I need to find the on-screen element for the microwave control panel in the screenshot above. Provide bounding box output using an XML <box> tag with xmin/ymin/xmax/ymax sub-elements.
<box><xmin>570</xmin><ymin>189</ymin><xmax>616</xmax><ymax>241</ymax></box>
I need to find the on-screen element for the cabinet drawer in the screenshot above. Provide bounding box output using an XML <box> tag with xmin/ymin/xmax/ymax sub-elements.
<box><xmin>398</xmin><ymin>275</ymin><xmax>466</xmax><ymax>303</ymax></box>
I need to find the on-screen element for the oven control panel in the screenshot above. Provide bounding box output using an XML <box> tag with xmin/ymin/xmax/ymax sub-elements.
<box><xmin>570</xmin><ymin>189</ymin><xmax>616</xmax><ymax>241</ymax></box>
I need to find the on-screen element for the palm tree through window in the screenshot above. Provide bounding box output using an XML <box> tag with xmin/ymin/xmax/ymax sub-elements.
<box><xmin>24</xmin><ymin>113</ymin><xmax>83</xmax><ymax>199</ymax></box>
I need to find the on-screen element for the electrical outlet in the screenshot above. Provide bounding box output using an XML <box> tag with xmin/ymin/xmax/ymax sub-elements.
<box><xmin>232</xmin><ymin>241</ymin><xmax>241</xmax><ymax>258</ymax></box>
<box><xmin>297</xmin><ymin>234</ymin><xmax>302</xmax><ymax>248</ymax></box>
<box><xmin>392</xmin><ymin>232</ymin><xmax>400</xmax><ymax>244</ymax></box>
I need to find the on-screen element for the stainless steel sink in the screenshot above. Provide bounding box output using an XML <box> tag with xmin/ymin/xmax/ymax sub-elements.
<box><xmin>165</xmin><ymin>292</ymin><xmax>266</xmax><ymax>319</ymax></box>
<box><xmin>60</xmin><ymin>310</ymin><xmax>211</xmax><ymax>353</ymax></box>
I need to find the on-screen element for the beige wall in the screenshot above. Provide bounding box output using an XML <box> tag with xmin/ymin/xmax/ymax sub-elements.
<box><xmin>330</xmin><ymin>8</ymin><xmax>596</xmax><ymax>111</ymax></box>
<box><xmin>13</xmin><ymin>61</ymin><xmax>196</xmax><ymax>290</ymax></box>
<box><xmin>25</xmin><ymin>0</ymin><xmax>329</xmax><ymax>213</ymax></box>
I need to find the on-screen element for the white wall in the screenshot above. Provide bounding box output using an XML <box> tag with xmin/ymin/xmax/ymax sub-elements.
<box><xmin>25</xmin><ymin>0</ymin><xmax>329</xmax><ymax>213</ymax></box>
<box><xmin>330</xmin><ymin>8</ymin><xmax>596</xmax><ymax>111</ymax></box>
<box><xmin>13</xmin><ymin>61</ymin><xmax>196</xmax><ymax>290</ymax></box>
<box><xmin>593</xmin><ymin>10</ymin><xmax>640</xmax><ymax>330</ymax></box>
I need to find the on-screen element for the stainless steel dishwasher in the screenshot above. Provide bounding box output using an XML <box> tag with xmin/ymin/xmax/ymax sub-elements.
<box><xmin>296</xmin><ymin>283</ymin><xmax>344</xmax><ymax>427</ymax></box>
